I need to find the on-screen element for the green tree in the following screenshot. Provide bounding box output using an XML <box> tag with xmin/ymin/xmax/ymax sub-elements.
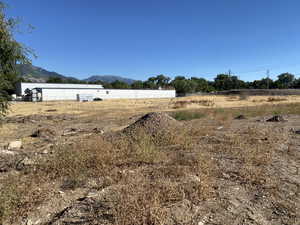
<box><xmin>170</xmin><ymin>76</ymin><xmax>196</xmax><ymax>94</ymax></box>
<box><xmin>155</xmin><ymin>74</ymin><xmax>170</xmax><ymax>87</ymax></box>
<box><xmin>292</xmin><ymin>78</ymin><xmax>300</xmax><ymax>88</ymax></box>
<box><xmin>143</xmin><ymin>74</ymin><xmax>170</xmax><ymax>89</ymax></box>
<box><xmin>110</xmin><ymin>80</ymin><xmax>130</xmax><ymax>89</ymax></box>
<box><xmin>214</xmin><ymin>74</ymin><xmax>244</xmax><ymax>91</ymax></box>
<box><xmin>131</xmin><ymin>80</ymin><xmax>144</xmax><ymax>89</ymax></box>
<box><xmin>0</xmin><ymin>2</ymin><xmax>33</xmax><ymax>117</ymax></box>
<box><xmin>143</xmin><ymin>79</ymin><xmax>157</xmax><ymax>89</ymax></box>
<box><xmin>250</xmin><ymin>78</ymin><xmax>274</xmax><ymax>89</ymax></box>
<box><xmin>274</xmin><ymin>73</ymin><xmax>295</xmax><ymax>89</ymax></box>
<box><xmin>46</xmin><ymin>77</ymin><xmax>64</xmax><ymax>83</ymax></box>
<box><xmin>191</xmin><ymin>77</ymin><xmax>212</xmax><ymax>92</ymax></box>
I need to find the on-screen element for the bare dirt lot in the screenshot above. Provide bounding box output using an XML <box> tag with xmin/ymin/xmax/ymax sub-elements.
<box><xmin>0</xmin><ymin>95</ymin><xmax>299</xmax><ymax>225</ymax></box>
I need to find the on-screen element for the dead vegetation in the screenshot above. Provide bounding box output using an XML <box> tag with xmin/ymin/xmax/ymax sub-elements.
<box><xmin>0</xmin><ymin>100</ymin><xmax>299</xmax><ymax>224</ymax></box>
<box><xmin>267</xmin><ymin>97</ymin><xmax>288</xmax><ymax>102</ymax></box>
<box><xmin>172</xmin><ymin>99</ymin><xmax>215</xmax><ymax>108</ymax></box>
<box><xmin>0</xmin><ymin>113</ymin><xmax>216</xmax><ymax>224</ymax></box>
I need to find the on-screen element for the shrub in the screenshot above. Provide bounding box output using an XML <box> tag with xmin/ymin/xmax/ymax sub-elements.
<box><xmin>173</xmin><ymin>100</ymin><xmax>215</xmax><ymax>109</ymax></box>
<box><xmin>171</xmin><ymin>111</ymin><xmax>205</xmax><ymax>121</ymax></box>
<box><xmin>267</xmin><ymin>97</ymin><xmax>287</xmax><ymax>102</ymax></box>
<box><xmin>239</xmin><ymin>93</ymin><xmax>249</xmax><ymax>100</ymax></box>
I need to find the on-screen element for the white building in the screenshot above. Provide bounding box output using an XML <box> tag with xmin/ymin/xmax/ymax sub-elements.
<box><xmin>16</xmin><ymin>82</ymin><xmax>176</xmax><ymax>101</ymax></box>
<box><xmin>16</xmin><ymin>82</ymin><xmax>104</xmax><ymax>96</ymax></box>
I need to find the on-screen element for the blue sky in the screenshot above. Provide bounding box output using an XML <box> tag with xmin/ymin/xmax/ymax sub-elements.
<box><xmin>6</xmin><ymin>0</ymin><xmax>300</xmax><ymax>81</ymax></box>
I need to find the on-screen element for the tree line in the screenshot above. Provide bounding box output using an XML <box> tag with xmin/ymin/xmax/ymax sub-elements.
<box><xmin>45</xmin><ymin>72</ymin><xmax>300</xmax><ymax>95</ymax></box>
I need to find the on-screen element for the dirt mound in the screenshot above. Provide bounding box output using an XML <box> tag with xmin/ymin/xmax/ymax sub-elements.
<box><xmin>31</xmin><ymin>128</ymin><xmax>56</xmax><ymax>139</ymax></box>
<box><xmin>122</xmin><ymin>112</ymin><xmax>181</xmax><ymax>136</ymax></box>
<box><xmin>266</xmin><ymin>115</ymin><xmax>287</xmax><ymax>122</ymax></box>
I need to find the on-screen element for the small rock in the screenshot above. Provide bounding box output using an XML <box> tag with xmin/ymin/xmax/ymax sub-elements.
<box><xmin>235</xmin><ymin>114</ymin><xmax>246</xmax><ymax>120</ymax></box>
<box><xmin>0</xmin><ymin>149</ymin><xmax>16</xmax><ymax>155</ymax></box>
<box><xmin>42</xmin><ymin>149</ymin><xmax>49</xmax><ymax>154</ymax></box>
<box><xmin>294</xmin><ymin>130</ymin><xmax>300</xmax><ymax>134</ymax></box>
<box><xmin>266</xmin><ymin>115</ymin><xmax>286</xmax><ymax>122</ymax></box>
<box><xmin>31</xmin><ymin>128</ymin><xmax>56</xmax><ymax>139</ymax></box>
<box><xmin>93</xmin><ymin>128</ymin><xmax>104</xmax><ymax>134</ymax></box>
<box><xmin>8</xmin><ymin>140</ymin><xmax>22</xmax><ymax>150</ymax></box>
<box><xmin>62</xmin><ymin>128</ymin><xmax>79</xmax><ymax>136</ymax></box>
<box><xmin>22</xmin><ymin>157</ymin><xmax>35</xmax><ymax>166</ymax></box>
<box><xmin>16</xmin><ymin>157</ymin><xmax>35</xmax><ymax>170</ymax></box>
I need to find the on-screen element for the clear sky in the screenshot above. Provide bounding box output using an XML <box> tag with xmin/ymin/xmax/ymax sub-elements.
<box><xmin>6</xmin><ymin>0</ymin><xmax>300</xmax><ymax>81</ymax></box>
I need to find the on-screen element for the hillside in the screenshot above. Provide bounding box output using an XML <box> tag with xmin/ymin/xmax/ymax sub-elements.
<box><xmin>16</xmin><ymin>64</ymin><xmax>136</xmax><ymax>84</ymax></box>
<box><xmin>16</xmin><ymin>64</ymin><xmax>77</xmax><ymax>83</ymax></box>
<box><xmin>84</xmin><ymin>75</ymin><xmax>136</xmax><ymax>84</ymax></box>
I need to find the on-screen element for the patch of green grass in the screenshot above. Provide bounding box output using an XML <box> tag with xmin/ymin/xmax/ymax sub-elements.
<box><xmin>171</xmin><ymin>111</ymin><xmax>205</xmax><ymax>121</ymax></box>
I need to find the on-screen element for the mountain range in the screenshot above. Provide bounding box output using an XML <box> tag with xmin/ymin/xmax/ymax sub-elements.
<box><xmin>16</xmin><ymin>64</ymin><xmax>136</xmax><ymax>84</ymax></box>
<box><xmin>83</xmin><ymin>75</ymin><xmax>135</xmax><ymax>84</ymax></box>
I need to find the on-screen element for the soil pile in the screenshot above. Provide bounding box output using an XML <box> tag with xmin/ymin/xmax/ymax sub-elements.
<box><xmin>122</xmin><ymin>112</ymin><xmax>181</xmax><ymax>137</ymax></box>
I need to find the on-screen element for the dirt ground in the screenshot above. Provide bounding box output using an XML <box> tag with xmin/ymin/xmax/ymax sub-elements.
<box><xmin>0</xmin><ymin>95</ymin><xmax>299</xmax><ymax>225</ymax></box>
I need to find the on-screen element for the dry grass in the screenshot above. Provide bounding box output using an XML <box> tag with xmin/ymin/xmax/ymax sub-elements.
<box><xmin>207</xmin><ymin>125</ymin><xmax>287</xmax><ymax>188</ymax></box>
<box><xmin>171</xmin><ymin>111</ymin><xmax>205</xmax><ymax>121</ymax></box>
<box><xmin>172</xmin><ymin>99</ymin><xmax>215</xmax><ymax>108</ymax></box>
<box><xmin>7</xmin><ymin>95</ymin><xmax>300</xmax><ymax>119</ymax></box>
<box><xmin>239</xmin><ymin>93</ymin><xmax>249</xmax><ymax>100</ymax></box>
<box><xmin>267</xmin><ymin>97</ymin><xmax>288</xmax><ymax>102</ymax></box>
<box><xmin>0</xmin><ymin>122</ymin><xmax>216</xmax><ymax>224</ymax></box>
<box><xmin>1</xmin><ymin>97</ymin><xmax>300</xmax><ymax>224</ymax></box>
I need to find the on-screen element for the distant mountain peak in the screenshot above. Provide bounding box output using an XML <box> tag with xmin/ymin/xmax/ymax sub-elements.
<box><xmin>84</xmin><ymin>75</ymin><xmax>136</xmax><ymax>84</ymax></box>
<box><xmin>16</xmin><ymin>64</ymin><xmax>136</xmax><ymax>84</ymax></box>
<box><xmin>16</xmin><ymin>64</ymin><xmax>77</xmax><ymax>83</ymax></box>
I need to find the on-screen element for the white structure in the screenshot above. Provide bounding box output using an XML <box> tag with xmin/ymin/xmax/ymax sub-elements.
<box><xmin>41</xmin><ymin>88</ymin><xmax>175</xmax><ymax>101</ymax></box>
<box><xmin>16</xmin><ymin>82</ymin><xmax>104</xmax><ymax>96</ymax></box>
<box><xmin>16</xmin><ymin>82</ymin><xmax>176</xmax><ymax>101</ymax></box>
<box><xmin>77</xmin><ymin>94</ymin><xmax>94</xmax><ymax>102</ymax></box>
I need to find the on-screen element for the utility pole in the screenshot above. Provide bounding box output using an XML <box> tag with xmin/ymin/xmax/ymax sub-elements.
<box><xmin>266</xmin><ymin>69</ymin><xmax>270</xmax><ymax>89</ymax></box>
<box><xmin>228</xmin><ymin>69</ymin><xmax>232</xmax><ymax>76</ymax></box>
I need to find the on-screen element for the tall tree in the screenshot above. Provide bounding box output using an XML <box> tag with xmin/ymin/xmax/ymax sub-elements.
<box><xmin>275</xmin><ymin>73</ymin><xmax>295</xmax><ymax>89</ymax></box>
<box><xmin>214</xmin><ymin>74</ymin><xmax>244</xmax><ymax>91</ymax></box>
<box><xmin>110</xmin><ymin>80</ymin><xmax>130</xmax><ymax>89</ymax></box>
<box><xmin>250</xmin><ymin>78</ymin><xmax>274</xmax><ymax>89</ymax></box>
<box><xmin>0</xmin><ymin>2</ymin><xmax>33</xmax><ymax>117</ymax></box>
<box><xmin>131</xmin><ymin>80</ymin><xmax>144</xmax><ymax>89</ymax></box>
<box><xmin>155</xmin><ymin>74</ymin><xmax>170</xmax><ymax>87</ymax></box>
<box><xmin>191</xmin><ymin>77</ymin><xmax>212</xmax><ymax>92</ymax></box>
<box><xmin>170</xmin><ymin>76</ymin><xmax>196</xmax><ymax>94</ymax></box>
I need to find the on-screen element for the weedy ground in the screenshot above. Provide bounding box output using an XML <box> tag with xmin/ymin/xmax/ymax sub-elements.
<box><xmin>0</xmin><ymin>96</ymin><xmax>299</xmax><ymax>225</ymax></box>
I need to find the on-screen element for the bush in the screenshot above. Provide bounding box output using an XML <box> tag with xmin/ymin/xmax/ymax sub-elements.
<box><xmin>171</xmin><ymin>111</ymin><xmax>205</xmax><ymax>121</ymax></box>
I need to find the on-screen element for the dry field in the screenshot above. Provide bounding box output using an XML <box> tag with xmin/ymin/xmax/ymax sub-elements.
<box><xmin>0</xmin><ymin>95</ymin><xmax>299</xmax><ymax>225</ymax></box>
<box><xmin>7</xmin><ymin>95</ymin><xmax>300</xmax><ymax>117</ymax></box>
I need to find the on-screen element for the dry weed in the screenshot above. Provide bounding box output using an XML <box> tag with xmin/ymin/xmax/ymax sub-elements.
<box><xmin>173</xmin><ymin>99</ymin><xmax>215</xmax><ymax>109</ymax></box>
<box><xmin>267</xmin><ymin>97</ymin><xmax>288</xmax><ymax>102</ymax></box>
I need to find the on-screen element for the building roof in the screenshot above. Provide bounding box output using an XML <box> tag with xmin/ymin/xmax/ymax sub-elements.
<box><xmin>20</xmin><ymin>82</ymin><xmax>103</xmax><ymax>89</ymax></box>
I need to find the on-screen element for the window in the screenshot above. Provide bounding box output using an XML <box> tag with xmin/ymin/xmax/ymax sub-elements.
<box><xmin>106</xmin><ymin>91</ymin><xmax>109</xmax><ymax>94</ymax></box>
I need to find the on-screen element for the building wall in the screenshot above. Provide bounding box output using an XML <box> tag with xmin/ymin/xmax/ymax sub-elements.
<box><xmin>17</xmin><ymin>83</ymin><xmax>103</xmax><ymax>95</ymax></box>
<box><xmin>96</xmin><ymin>89</ymin><xmax>176</xmax><ymax>99</ymax></box>
<box><xmin>41</xmin><ymin>88</ymin><xmax>176</xmax><ymax>101</ymax></box>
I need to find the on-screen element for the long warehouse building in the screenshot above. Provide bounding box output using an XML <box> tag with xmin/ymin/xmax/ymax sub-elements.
<box><xmin>16</xmin><ymin>82</ymin><xmax>176</xmax><ymax>101</ymax></box>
